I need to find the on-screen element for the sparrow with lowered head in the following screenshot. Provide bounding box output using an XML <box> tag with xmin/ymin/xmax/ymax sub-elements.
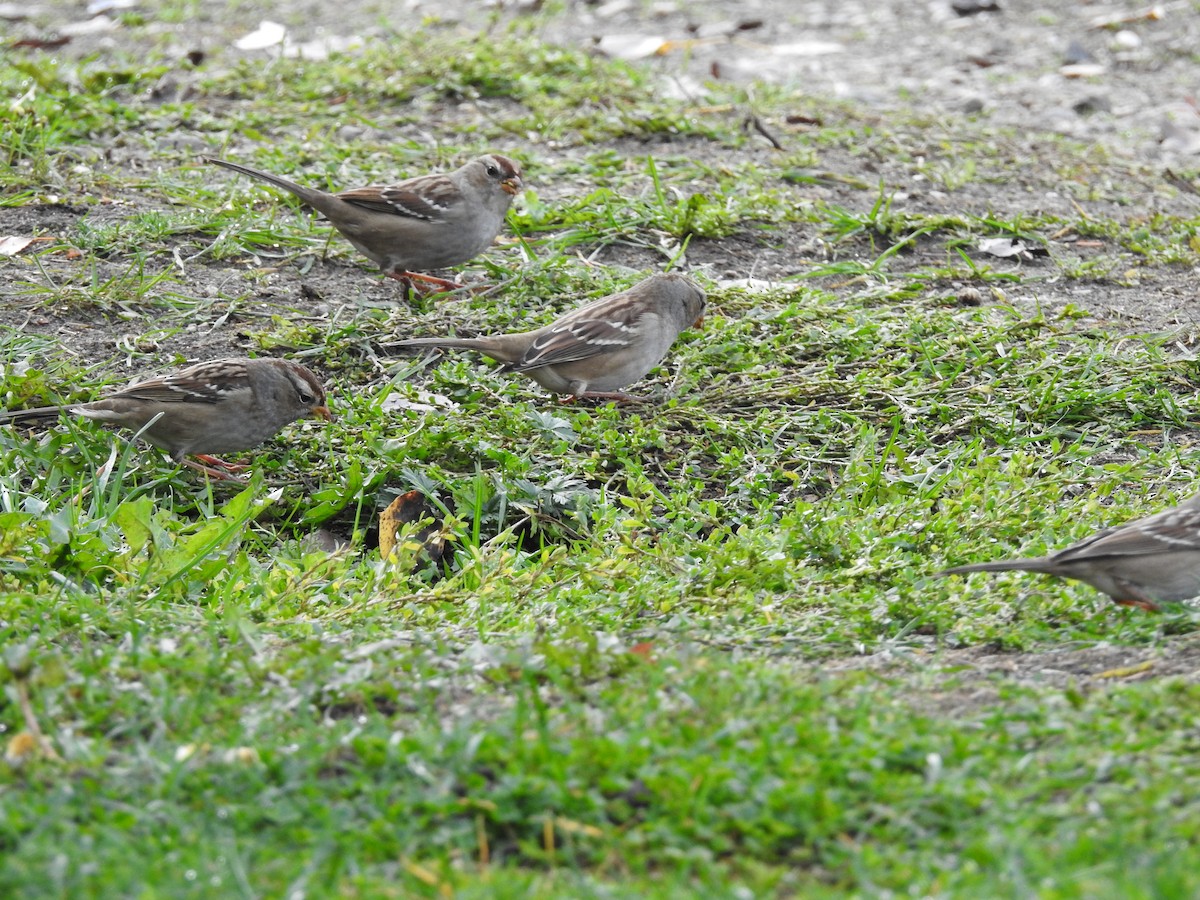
<box><xmin>205</xmin><ymin>154</ymin><xmax>523</xmax><ymax>290</ymax></box>
<box><xmin>0</xmin><ymin>357</ymin><xmax>330</xmax><ymax>478</ymax></box>
<box><xmin>388</xmin><ymin>272</ymin><xmax>706</xmax><ymax>400</ymax></box>
<box><xmin>938</xmin><ymin>491</ymin><xmax>1200</xmax><ymax>611</ymax></box>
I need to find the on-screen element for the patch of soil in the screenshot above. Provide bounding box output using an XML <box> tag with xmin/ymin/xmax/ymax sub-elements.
<box><xmin>824</xmin><ymin>633</ymin><xmax>1200</xmax><ymax>718</ymax></box>
<box><xmin>3</xmin><ymin>2</ymin><xmax>1198</xmax><ymax>352</ymax></box>
<box><xmin>2</xmin><ymin>0</ymin><xmax>1198</xmax><ymax>686</ymax></box>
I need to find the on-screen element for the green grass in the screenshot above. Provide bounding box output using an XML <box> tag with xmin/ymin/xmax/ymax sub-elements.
<box><xmin>2</xmin><ymin>12</ymin><xmax>1200</xmax><ymax>898</ymax></box>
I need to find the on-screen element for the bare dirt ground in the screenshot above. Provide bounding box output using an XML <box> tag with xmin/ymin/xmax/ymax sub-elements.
<box><xmin>3</xmin><ymin>0</ymin><xmax>1200</xmax><ymax>692</ymax></box>
<box><xmin>4</xmin><ymin>0</ymin><xmax>1200</xmax><ymax>366</ymax></box>
<box><xmin>824</xmin><ymin>631</ymin><xmax>1200</xmax><ymax>715</ymax></box>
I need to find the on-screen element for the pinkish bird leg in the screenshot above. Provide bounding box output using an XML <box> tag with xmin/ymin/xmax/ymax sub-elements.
<box><xmin>559</xmin><ymin>391</ymin><xmax>644</xmax><ymax>405</ymax></box>
<box><xmin>1114</xmin><ymin>598</ymin><xmax>1162</xmax><ymax>612</ymax></box>
<box><xmin>183</xmin><ymin>458</ymin><xmax>247</xmax><ymax>482</ymax></box>
<box><xmin>193</xmin><ymin>454</ymin><xmax>250</xmax><ymax>473</ymax></box>
<box><xmin>387</xmin><ymin>270</ymin><xmax>469</xmax><ymax>296</ymax></box>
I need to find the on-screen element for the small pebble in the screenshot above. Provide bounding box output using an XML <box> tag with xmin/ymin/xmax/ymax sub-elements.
<box><xmin>1112</xmin><ymin>30</ymin><xmax>1141</xmax><ymax>50</ymax></box>
<box><xmin>957</xmin><ymin>287</ymin><xmax>983</xmax><ymax>307</ymax></box>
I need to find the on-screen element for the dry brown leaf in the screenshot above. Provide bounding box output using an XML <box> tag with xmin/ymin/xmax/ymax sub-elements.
<box><xmin>379</xmin><ymin>491</ymin><xmax>447</xmax><ymax>569</ymax></box>
<box><xmin>0</xmin><ymin>235</ymin><xmax>36</xmax><ymax>257</ymax></box>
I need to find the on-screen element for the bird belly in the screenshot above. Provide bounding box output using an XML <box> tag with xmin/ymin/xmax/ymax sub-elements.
<box><xmin>1090</xmin><ymin>553</ymin><xmax>1200</xmax><ymax>602</ymax></box>
<box><xmin>374</xmin><ymin>215</ymin><xmax>502</xmax><ymax>272</ymax></box>
<box><xmin>553</xmin><ymin>358</ymin><xmax>653</xmax><ymax>394</ymax></box>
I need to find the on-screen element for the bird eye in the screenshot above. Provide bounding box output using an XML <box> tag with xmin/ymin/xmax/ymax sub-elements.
<box><xmin>298</xmin><ymin>389</ymin><xmax>315</xmax><ymax>405</ymax></box>
<box><xmin>486</xmin><ymin>165</ymin><xmax>501</xmax><ymax>178</ymax></box>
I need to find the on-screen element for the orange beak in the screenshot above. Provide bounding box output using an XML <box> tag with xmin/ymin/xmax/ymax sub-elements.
<box><xmin>311</xmin><ymin>405</ymin><xmax>333</xmax><ymax>421</ymax></box>
<box><xmin>693</xmin><ymin>314</ymin><xmax>705</xmax><ymax>328</ymax></box>
<box><xmin>501</xmin><ymin>177</ymin><xmax>522</xmax><ymax>196</ymax></box>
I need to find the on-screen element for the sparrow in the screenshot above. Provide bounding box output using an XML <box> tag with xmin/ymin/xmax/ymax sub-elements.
<box><xmin>938</xmin><ymin>492</ymin><xmax>1200</xmax><ymax>611</ymax></box>
<box><xmin>0</xmin><ymin>358</ymin><xmax>330</xmax><ymax>478</ymax></box>
<box><xmin>205</xmin><ymin>153</ymin><xmax>523</xmax><ymax>290</ymax></box>
<box><xmin>387</xmin><ymin>272</ymin><xmax>706</xmax><ymax>400</ymax></box>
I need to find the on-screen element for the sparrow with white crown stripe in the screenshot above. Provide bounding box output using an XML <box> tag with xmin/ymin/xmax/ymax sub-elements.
<box><xmin>0</xmin><ymin>358</ymin><xmax>330</xmax><ymax>478</ymax></box>
<box><xmin>206</xmin><ymin>154</ymin><xmax>523</xmax><ymax>290</ymax></box>
<box><xmin>388</xmin><ymin>273</ymin><xmax>706</xmax><ymax>400</ymax></box>
<box><xmin>938</xmin><ymin>492</ymin><xmax>1200</xmax><ymax>610</ymax></box>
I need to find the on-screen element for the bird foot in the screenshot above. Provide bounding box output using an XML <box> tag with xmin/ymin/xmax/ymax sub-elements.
<box><xmin>193</xmin><ymin>454</ymin><xmax>251</xmax><ymax>473</ymax></box>
<box><xmin>387</xmin><ymin>270</ymin><xmax>472</xmax><ymax>297</ymax></box>
<box><xmin>1114</xmin><ymin>598</ymin><xmax>1162</xmax><ymax>613</ymax></box>
<box><xmin>184</xmin><ymin>456</ymin><xmax>248</xmax><ymax>481</ymax></box>
<box><xmin>559</xmin><ymin>391</ymin><xmax>644</xmax><ymax>405</ymax></box>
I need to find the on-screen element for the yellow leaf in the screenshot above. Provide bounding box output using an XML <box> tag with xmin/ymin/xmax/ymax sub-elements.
<box><xmin>554</xmin><ymin>816</ymin><xmax>604</xmax><ymax>838</ymax></box>
<box><xmin>1095</xmin><ymin>660</ymin><xmax>1153</xmax><ymax>679</ymax></box>
<box><xmin>5</xmin><ymin>731</ymin><xmax>39</xmax><ymax>764</ymax></box>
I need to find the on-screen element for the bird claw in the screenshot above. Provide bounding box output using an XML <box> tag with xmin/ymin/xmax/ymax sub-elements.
<box><xmin>560</xmin><ymin>391</ymin><xmax>644</xmax><ymax>405</ymax></box>
<box><xmin>1113</xmin><ymin>598</ymin><xmax>1162</xmax><ymax>612</ymax></box>
<box><xmin>183</xmin><ymin>455</ymin><xmax>250</xmax><ymax>481</ymax></box>
<box><xmin>193</xmin><ymin>454</ymin><xmax>251</xmax><ymax>473</ymax></box>
<box><xmin>183</xmin><ymin>458</ymin><xmax>247</xmax><ymax>482</ymax></box>
<box><xmin>388</xmin><ymin>270</ymin><xmax>473</xmax><ymax>297</ymax></box>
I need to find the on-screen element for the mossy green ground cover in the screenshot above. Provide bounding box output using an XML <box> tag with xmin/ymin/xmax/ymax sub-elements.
<box><xmin>2</xmin><ymin>19</ymin><xmax>1200</xmax><ymax>898</ymax></box>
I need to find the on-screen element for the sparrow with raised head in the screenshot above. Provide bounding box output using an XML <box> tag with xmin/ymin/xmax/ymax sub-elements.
<box><xmin>0</xmin><ymin>357</ymin><xmax>330</xmax><ymax>478</ymax></box>
<box><xmin>388</xmin><ymin>272</ymin><xmax>706</xmax><ymax>400</ymax></box>
<box><xmin>205</xmin><ymin>154</ymin><xmax>523</xmax><ymax>290</ymax></box>
<box><xmin>938</xmin><ymin>492</ymin><xmax>1200</xmax><ymax>610</ymax></box>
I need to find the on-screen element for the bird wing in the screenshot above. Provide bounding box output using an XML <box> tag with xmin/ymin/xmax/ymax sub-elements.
<box><xmin>515</xmin><ymin>318</ymin><xmax>640</xmax><ymax>370</ymax></box>
<box><xmin>110</xmin><ymin>360</ymin><xmax>253</xmax><ymax>405</ymax></box>
<box><xmin>336</xmin><ymin>180</ymin><xmax>453</xmax><ymax>221</ymax></box>
<box><xmin>1053</xmin><ymin>504</ymin><xmax>1200</xmax><ymax>562</ymax></box>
